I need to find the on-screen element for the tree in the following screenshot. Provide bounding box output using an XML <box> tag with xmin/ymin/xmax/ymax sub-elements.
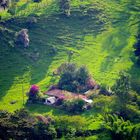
<box><xmin>76</xmin><ymin>66</ymin><xmax>89</xmax><ymax>85</ymax></box>
<box><xmin>113</xmin><ymin>72</ymin><xmax>131</xmax><ymax>112</ymax></box>
<box><xmin>57</xmin><ymin>62</ymin><xmax>76</xmax><ymax>75</ymax></box>
<box><xmin>59</xmin><ymin>0</ymin><xmax>71</xmax><ymax>17</ymax></box>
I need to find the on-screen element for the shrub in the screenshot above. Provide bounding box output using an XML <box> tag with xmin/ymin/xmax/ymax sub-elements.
<box><xmin>29</xmin><ymin>85</ymin><xmax>39</xmax><ymax>94</ymax></box>
<box><xmin>63</xmin><ymin>99</ymin><xmax>85</xmax><ymax>113</ymax></box>
<box><xmin>93</xmin><ymin>95</ymin><xmax>115</xmax><ymax>113</ymax></box>
<box><xmin>57</xmin><ymin>62</ymin><xmax>76</xmax><ymax>75</ymax></box>
<box><xmin>55</xmin><ymin>115</ymin><xmax>86</xmax><ymax>138</ymax></box>
<box><xmin>33</xmin><ymin>0</ymin><xmax>42</xmax><ymax>3</ymax></box>
<box><xmin>136</xmin><ymin>95</ymin><xmax>140</xmax><ymax>107</ymax></box>
<box><xmin>103</xmin><ymin>114</ymin><xmax>135</xmax><ymax>140</ymax></box>
<box><xmin>123</xmin><ymin>104</ymin><xmax>140</xmax><ymax>122</ymax></box>
<box><xmin>27</xmin><ymin>85</ymin><xmax>40</xmax><ymax>103</ymax></box>
<box><xmin>26</xmin><ymin>17</ymin><xmax>37</xmax><ymax>28</ymax></box>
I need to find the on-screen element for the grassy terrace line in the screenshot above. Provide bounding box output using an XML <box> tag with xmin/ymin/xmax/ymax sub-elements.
<box><xmin>0</xmin><ymin>0</ymin><xmax>139</xmax><ymax>114</ymax></box>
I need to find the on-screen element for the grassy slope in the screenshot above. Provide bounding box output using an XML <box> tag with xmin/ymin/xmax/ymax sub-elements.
<box><xmin>0</xmin><ymin>0</ymin><xmax>139</xmax><ymax>115</ymax></box>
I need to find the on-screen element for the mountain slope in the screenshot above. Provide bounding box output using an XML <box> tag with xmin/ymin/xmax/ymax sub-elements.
<box><xmin>0</xmin><ymin>0</ymin><xmax>139</xmax><ymax>112</ymax></box>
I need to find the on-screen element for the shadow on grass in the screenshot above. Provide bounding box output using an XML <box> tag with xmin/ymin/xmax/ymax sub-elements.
<box><xmin>25</xmin><ymin>103</ymin><xmax>67</xmax><ymax>116</ymax></box>
<box><xmin>99</xmin><ymin>26</ymin><xmax>129</xmax><ymax>73</ymax></box>
<box><xmin>0</xmin><ymin>11</ymin><xmax>105</xmax><ymax>100</ymax></box>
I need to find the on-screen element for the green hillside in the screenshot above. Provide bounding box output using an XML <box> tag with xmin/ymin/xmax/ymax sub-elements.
<box><xmin>0</xmin><ymin>0</ymin><xmax>139</xmax><ymax>113</ymax></box>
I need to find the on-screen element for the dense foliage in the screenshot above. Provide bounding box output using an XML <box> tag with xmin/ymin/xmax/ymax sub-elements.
<box><xmin>62</xmin><ymin>98</ymin><xmax>85</xmax><ymax>113</ymax></box>
<box><xmin>0</xmin><ymin>109</ymin><xmax>105</xmax><ymax>139</ymax></box>
<box><xmin>113</xmin><ymin>72</ymin><xmax>131</xmax><ymax>110</ymax></box>
<box><xmin>58</xmin><ymin>63</ymin><xmax>95</xmax><ymax>93</ymax></box>
<box><xmin>104</xmin><ymin>114</ymin><xmax>140</xmax><ymax>140</ymax></box>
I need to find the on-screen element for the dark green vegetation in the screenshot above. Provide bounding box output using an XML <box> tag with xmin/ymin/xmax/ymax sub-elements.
<box><xmin>0</xmin><ymin>0</ymin><xmax>140</xmax><ymax>139</ymax></box>
<box><xmin>58</xmin><ymin>63</ymin><xmax>94</xmax><ymax>93</ymax></box>
<box><xmin>0</xmin><ymin>109</ymin><xmax>109</xmax><ymax>139</ymax></box>
<box><xmin>0</xmin><ymin>109</ymin><xmax>140</xmax><ymax>140</ymax></box>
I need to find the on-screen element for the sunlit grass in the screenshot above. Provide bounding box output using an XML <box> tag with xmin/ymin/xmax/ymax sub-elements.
<box><xmin>0</xmin><ymin>0</ymin><xmax>139</xmax><ymax>113</ymax></box>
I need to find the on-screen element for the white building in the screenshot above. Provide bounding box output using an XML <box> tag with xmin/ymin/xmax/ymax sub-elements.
<box><xmin>44</xmin><ymin>97</ymin><xmax>56</xmax><ymax>105</ymax></box>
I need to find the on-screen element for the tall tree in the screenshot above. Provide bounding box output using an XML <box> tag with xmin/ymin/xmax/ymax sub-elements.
<box><xmin>113</xmin><ymin>72</ymin><xmax>131</xmax><ymax>109</ymax></box>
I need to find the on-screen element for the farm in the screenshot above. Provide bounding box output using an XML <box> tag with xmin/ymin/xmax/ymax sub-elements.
<box><xmin>0</xmin><ymin>0</ymin><xmax>140</xmax><ymax>139</ymax></box>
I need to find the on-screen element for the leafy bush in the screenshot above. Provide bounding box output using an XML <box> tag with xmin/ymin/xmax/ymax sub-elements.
<box><xmin>55</xmin><ymin>115</ymin><xmax>86</xmax><ymax>138</ymax></box>
<box><xmin>123</xmin><ymin>104</ymin><xmax>140</xmax><ymax>122</ymax></box>
<box><xmin>27</xmin><ymin>85</ymin><xmax>40</xmax><ymax>103</ymax></box>
<box><xmin>103</xmin><ymin>114</ymin><xmax>135</xmax><ymax>140</ymax></box>
<box><xmin>136</xmin><ymin>95</ymin><xmax>140</xmax><ymax>107</ymax></box>
<box><xmin>29</xmin><ymin>85</ymin><xmax>39</xmax><ymax>94</ymax></box>
<box><xmin>62</xmin><ymin>99</ymin><xmax>85</xmax><ymax>113</ymax></box>
<box><xmin>93</xmin><ymin>95</ymin><xmax>115</xmax><ymax>113</ymax></box>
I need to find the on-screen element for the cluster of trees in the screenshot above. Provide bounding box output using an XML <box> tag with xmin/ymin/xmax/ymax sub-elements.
<box><xmin>0</xmin><ymin>109</ymin><xmax>56</xmax><ymax>139</ymax></box>
<box><xmin>0</xmin><ymin>108</ymin><xmax>139</xmax><ymax>140</ymax></box>
<box><xmin>0</xmin><ymin>109</ymin><xmax>103</xmax><ymax>139</ymax></box>
<box><xmin>112</xmin><ymin>72</ymin><xmax>140</xmax><ymax>121</ymax></box>
<box><xmin>58</xmin><ymin>63</ymin><xmax>96</xmax><ymax>93</ymax></box>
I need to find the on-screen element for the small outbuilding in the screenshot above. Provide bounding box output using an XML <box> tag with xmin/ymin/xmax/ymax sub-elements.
<box><xmin>83</xmin><ymin>98</ymin><xmax>93</xmax><ymax>104</ymax></box>
<box><xmin>44</xmin><ymin>97</ymin><xmax>56</xmax><ymax>105</ymax></box>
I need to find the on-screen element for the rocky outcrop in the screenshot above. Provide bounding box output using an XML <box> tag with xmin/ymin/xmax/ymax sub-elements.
<box><xmin>15</xmin><ymin>29</ymin><xmax>29</xmax><ymax>48</ymax></box>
